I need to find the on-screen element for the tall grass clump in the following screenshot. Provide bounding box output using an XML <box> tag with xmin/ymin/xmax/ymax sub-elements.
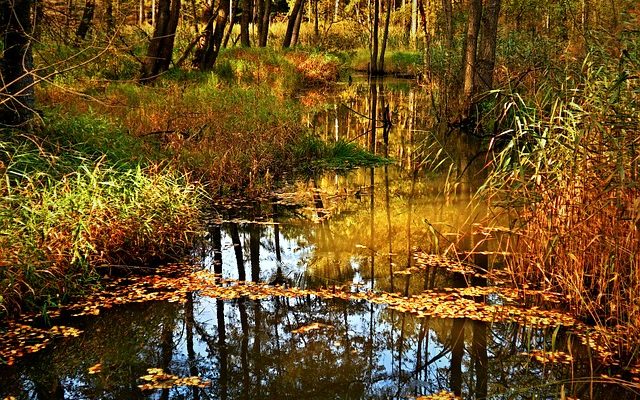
<box><xmin>482</xmin><ymin>51</ymin><xmax>640</xmax><ymax>361</ymax></box>
<box><xmin>291</xmin><ymin>136</ymin><xmax>391</xmax><ymax>172</ymax></box>
<box><xmin>0</xmin><ymin>135</ymin><xmax>202</xmax><ymax>316</ymax></box>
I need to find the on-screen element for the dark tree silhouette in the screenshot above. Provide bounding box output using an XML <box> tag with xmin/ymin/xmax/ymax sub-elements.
<box><xmin>0</xmin><ymin>0</ymin><xmax>36</xmax><ymax>125</ymax></box>
<box><xmin>140</xmin><ymin>0</ymin><xmax>181</xmax><ymax>81</ymax></box>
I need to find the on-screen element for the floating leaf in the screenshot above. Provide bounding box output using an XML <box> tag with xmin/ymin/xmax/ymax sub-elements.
<box><xmin>291</xmin><ymin>322</ymin><xmax>332</xmax><ymax>334</ymax></box>
<box><xmin>138</xmin><ymin>368</ymin><xmax>211</xmax><ymax>390</ymax></box>
<box><xmin>88</xmin><ymin>363</ymin><xmax>103</xmax><ymax>374</ymax></box>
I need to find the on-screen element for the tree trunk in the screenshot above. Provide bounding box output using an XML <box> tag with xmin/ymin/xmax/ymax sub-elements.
<box><xmin>282</xmin><ymin>0</ymin><xmax>303</xmax><ymax>47</ymax></box>
<box><xmin>259</xmin><ymin>0</ymin><xmax>270</xmax><ymax>46</ymax></box>
<box><xmin>312</xmin><ymin>0</ymin><xmax>318</xmax><ymax>39</ymax></box>
<box><xmin>140</xmin><ymin>0</ymin><xmax>181</xmax><ymax>81</ymax></box>
<box><xmin>139</xmin><ymin>0</ymin><xmax>145</xmax><ymax>24</ymax></box>
<box><xmin>462</xmin><ymin>0</ymin><xmax>482</xmax><ymax>99</ymax></box>
<box><xmin>441</xmin><ymin>0</ymin><xmax>452</xmax><ymax>49</ymax></box>
<box><xmin>378</xmin><ymin>0</ymin><xmax>391</xmax><ymax>73</ymax></box>
<box><xmin>0</xmin><ymin>0</ymin><xmax>36</xmax><ymax>125</ymax></box>
<box><xmin>290</xmin><ymin>0</ymin><xmax>305</xmax><ymax>46</ymax></box>
<box><xmin>105</xmin><ymin>0</ymin><xmax>115</xmax><ymax>35</ymax></box>
<box><xmin>370</xmin><ymin>0</ymin><xmax>379</xmax><ymax>74</ymax></box>
<box><xmin>195</xmin><ymin>0</ymin><xmax>228</xmax><ymax>70</ymax></box>
<box><xmin>240</xmin><ymin>0</ymin><xmax>251</xmax><ymax>46</ymax></box>
<box><xmin>223</xmin><ymin>0</ymin><xmax>237</xmax><ymax>47</ymax></box>
<box><xmin>75</xmin><ymin>0</ymin><xmax>95</xmax><ymax>41</ymax></box>
<box><xmin>476</xmin><ymin>0</ymin><xmax>500</xmax><ymax>92</ymax></box>
<box><xmin>410</xmin><ymin>0</ymin><xmax>417</xmax><ymax>48</ymax></box>
<box><xmin>256</xmin><ymin>0</ymin><xmax>264</xmax><ymax>44</ymax></box>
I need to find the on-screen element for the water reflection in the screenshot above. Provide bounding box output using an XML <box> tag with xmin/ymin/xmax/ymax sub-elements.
<box><xmin>1</xmin><ymin>291</ymin><xmax>635</xmax><ymax>399</ymax></box>
<box><xmin>205</xmin><ymin>165</ymin><xmax>492</xmax><ymax>296</ymax></box>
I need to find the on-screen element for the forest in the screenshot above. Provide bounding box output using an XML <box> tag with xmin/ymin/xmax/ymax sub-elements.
<box><xmin>0</xmin><ymin>0</ymin><xmax>639</xmax><ymax>398</ymax></box>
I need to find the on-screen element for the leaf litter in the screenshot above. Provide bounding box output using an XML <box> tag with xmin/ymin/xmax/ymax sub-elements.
<box><xmin>0</xmin><ymin>262</ymin><xmax>638</xmax><ymax>380</ymax></box>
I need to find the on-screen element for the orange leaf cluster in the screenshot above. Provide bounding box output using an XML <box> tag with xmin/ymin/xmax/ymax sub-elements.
<box><xmin>138</xmin><ymin>368</ymin><xmax>211</xmax><ymax>390</ymax></box>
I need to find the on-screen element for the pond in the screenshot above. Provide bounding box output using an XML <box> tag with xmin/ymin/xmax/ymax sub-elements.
<box><xmin>1</xmin><ymin>77</ymin><xmax>638</xmax><ymax>399</ymax></box>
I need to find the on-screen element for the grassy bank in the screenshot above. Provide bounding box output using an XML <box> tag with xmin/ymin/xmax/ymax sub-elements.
<box><xmin>0</xmin><ymin>132</ymin><xmax>202</xmax><ymax>317</ymax></box>
<box><xmin>38</xmin><ymin>47</ymin><xmax>352</xmax><ymax>194</ymax></box>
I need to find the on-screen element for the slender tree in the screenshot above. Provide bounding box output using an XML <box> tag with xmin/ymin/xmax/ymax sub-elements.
<box><xmin>442</xmin><ymin>0</ymin><xmax>452</xmax><ymax>49</ymax></box>
<box><xmin>282</xmin><ymin>0</ymin><xmax>304</xmax><ymax>47</ymax></box>
<box><xmin>140</xmin><ymin>0</ymin><xmax>181</xmax><ymax>81</ymax></box>
<box><xmin>290</xmin><ymin>0</ymin><xmax>305</xmax><ymax>46</ymax></box>
<box><xmin>105</xmin><ymin>0</ymin><xmax>115</xmax><ymax>35</ymax></box>
<box><xmin>0</xmin><ymin>0</ymin><xmax>36</xmax><ymax>125</ymax></box>
<box><xmin>75</xmin><ymin>0</ymin><xmax>95</xmax><ymax>41</ymax></box>
<box><xmin>222</xmin><ymin>0</ymin><xmax>238</xmax><ymax>47</ymax></box>
<box><xmin>462</xmin><ymin>0</ymin><xmax>482</xmax><ymax>99</ymax></box>
<box><xmin>410</xmin><ymin>0</ymin><xmax>417</xmax><ymax>47</ymax></box>
<box><xmin>259</xmin><ymin>0</ymin><xmax>271</xmax><ymax>46</ymax></box>
<box><xmin>195</xmin><ymin>0</ymin><xmax>229</xmax><ymax>70</ymax></box>
<box><xmin>370</xmin><ymin>0</ymin><xmax>379</xmax><ymax>74</ymax></box>
<box><xmin>477</xmin><ymin>0</ymin><xmax>501</xmax><ymax>92</ymax></box>
<box><xmin>240</xmin><ymin>0</ymin><xmax>251</xmax><ymax>46</ymax></box>
<box><xmin>378</xmin><ymin>0</ymin><xmax>391</xmax><ymax>73</ymax></box>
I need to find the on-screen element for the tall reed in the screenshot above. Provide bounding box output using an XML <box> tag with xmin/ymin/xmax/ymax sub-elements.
<box><xmin>481</xmin><ymin>53</ymin><xmax>640</xmax><ymax>361</ymax></box>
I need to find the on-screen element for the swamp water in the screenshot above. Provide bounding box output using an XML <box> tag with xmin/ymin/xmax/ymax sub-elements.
<box><xmin>1</xmin><ymin>78</ymin><xmax>638</xmax><ymax>399</ymax></box>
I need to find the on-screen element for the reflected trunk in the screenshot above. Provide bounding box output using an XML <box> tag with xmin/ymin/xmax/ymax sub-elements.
<box><xmin>369</xmin><ymin>167</ymin><xmax>375</xmax><ymax>289</ymax></box>
<box><xmin>159</xmin><ymin>313</ymin><xmax>175</xmax><ymax>400</ymax></box>
<box><xmin>217</xmin><ymin>299</ymin><xmax>229</xmax><ymax>400</ymax></box>
<box><xmin>249</xmin><ymin>225</ymin><xmax>261</xmax><ymax>282</ymax></box>
<box><xmin>185</xmin><ymin>292</ymin><xmax>201</xmax><ymax>400</ymax></box>
<box><xmin>230</xmin><ymin>224</ymin><xmax>246</xmax><ymax>280</ymax></box>
<box><xmin>212</xmin><ymin>225</ymin><xmax>223</xmax><ymax>275</ymax></box>
<box><xmin>239</xmin><ymin>299</ymin><xmax>250</xmax><ymax>399</ymax></box>
<box><xmin>449</xmin><ymin>272</ymin><xmax>466</xmax><ymax>396</ymax></box>
<box><xmin>385</xmin><ymin>164</ymin><xmax>394</xmax><ymax>292</ymax></box>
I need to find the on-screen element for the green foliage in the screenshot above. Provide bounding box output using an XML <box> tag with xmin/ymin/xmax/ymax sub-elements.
<box><xmin>215</xmin><ymin>47</ymin><xmax>302</xmax><ymax>95</ymax></box>
<box><xmin>388</xmin><ymin>51</ymin><xmax>423</xmax><ymax>75</ymax></box>
<box><xmin>43</xmin><ymin>112</ymin><xmax>160</xmax><ymax>163</ymax></box>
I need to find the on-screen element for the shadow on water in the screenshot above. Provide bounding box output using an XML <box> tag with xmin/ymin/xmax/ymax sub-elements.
<box><xmin>1</xmin><ymin>77</ymin><xmax>638</xmax><ymax>399</ymax></box>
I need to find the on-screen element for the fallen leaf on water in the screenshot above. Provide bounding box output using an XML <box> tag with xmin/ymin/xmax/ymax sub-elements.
<box><xmin>88</xmin><ymin>363</ymin><xmax>102</xmax><ymax>374</ymax></box>
<box><xmin>520</xmin><ymin>350</ymin><xmax>574</xmax><ymax>365</ymax></box>
<box><xmin>138</xmin><ymin>368</ymin><xmax>211</xmax><ymax>390</ymax></box>
<box><xmin>416</xmin><ymin>391</ymin><xmax>461</xmax><ymax>399</ymax></box>
<box><xmin>291</xmin><ymin>322</ymin><xmax>332</xmax><ymax>334</ymax></box>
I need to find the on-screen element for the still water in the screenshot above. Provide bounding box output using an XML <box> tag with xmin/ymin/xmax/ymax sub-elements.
<box><xmin>0</xmin><ymin>78</ymin><xmax>637</xmax><ymax>399</ymax></box>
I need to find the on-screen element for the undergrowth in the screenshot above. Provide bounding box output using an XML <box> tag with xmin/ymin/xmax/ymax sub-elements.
<box><xmin>292</xmin><ymin>136</ymin><xmax>392</xmax><ymax>172</ymax></box>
